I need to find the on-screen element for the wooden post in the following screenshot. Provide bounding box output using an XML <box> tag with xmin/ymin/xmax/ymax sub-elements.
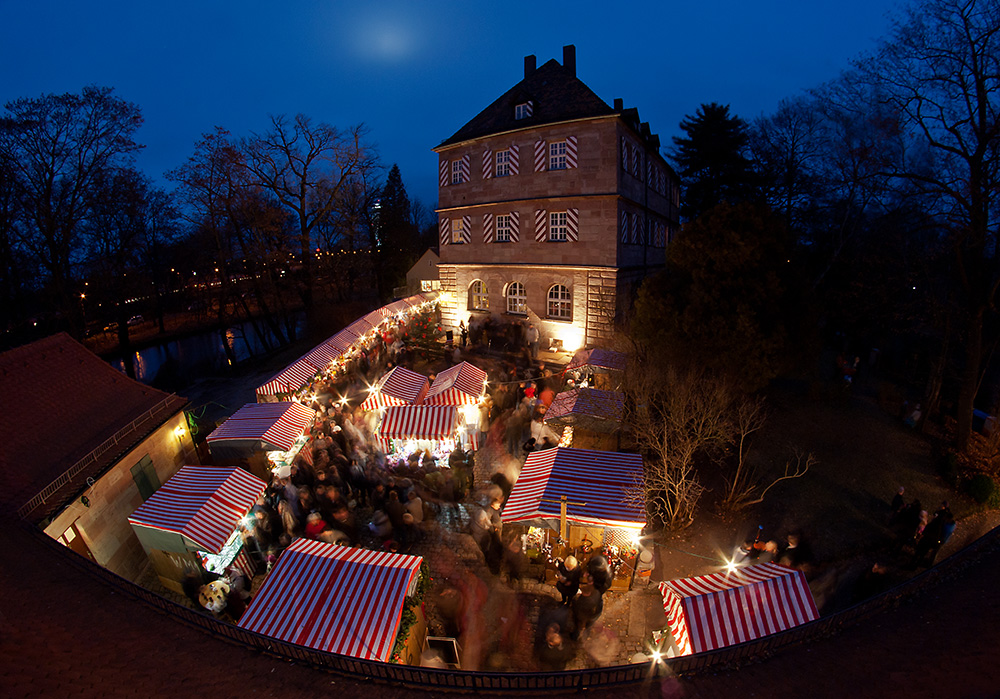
<box><xmin>541</xmin><ymin>495</ymin><xmax>587</xmax><ymax>544</ymax></box>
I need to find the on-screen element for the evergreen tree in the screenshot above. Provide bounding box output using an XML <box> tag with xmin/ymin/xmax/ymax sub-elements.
<box><xmin>373</xmin><ymin>164</ymin><xmax>418</xmax><ymax>300</ymax></box>
<box><xmin>671</xmin><ymin>103</ymin><xmax>758</xmax><ymax>221</ymax></box>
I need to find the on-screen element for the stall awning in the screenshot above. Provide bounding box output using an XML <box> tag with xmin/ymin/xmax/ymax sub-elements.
<box><xmin>360</xmin><ymin>366</ymin><xmax>429</xmax><ymax>411</ymax></box>
<box><xmin>300</xmin><ymin>342</ymin><xmax>343</xmax><ymax>371</ymax></box>
<box><xmin>501</xmin><ymin>447</ymin><xmax>645</xmax><ymax>529</ymax></box>
<box><xmin>362</xmin><ymin>308</ymin><xmax>393</xmax><ymax>328</ymax></box>
<box><xmin>423</xmin><ymin>361</ymin><xmax>487</xmax><ymax>406</ymax></box>
<box><xmin>238</xmin><ymin>539</ymin><xmax>422</xmax><ymax>662</ymax></box>
<box><xmin>377</xmin><ymin>405</ymin><xmax>459</xmax><ymax>441</ymax></box>
<box><xmin>256</xmin><ymin>359</ymin><xmax>321</xmax><ymax>399</ymax></box>
<box><xmin>207</xmin><ymin>402</ymin><xmax>315</xmax><ymax>454</ymax></box>
<box><xmin>566</xmin><ymin>347</ymin><xmax>627</xmax><ymax>372</ymax></box>
<box><xmin>659</xmin><ymin>563</ymin><xmax>819</xmax><ymax>656</ymax></box>
<box><xmin>127</xmin><ymin>465</ymin><xmax>267</xmax><ymax>553</ymax></box>
<box><xmin>346</xmin><ymin>317</ymin><xmax>378</xmax><ymax>338</ymax></box>
<box><xmin>544</xmin><ymin>388</ymin><xmax>624</xmax><ymax>433</ymax></box>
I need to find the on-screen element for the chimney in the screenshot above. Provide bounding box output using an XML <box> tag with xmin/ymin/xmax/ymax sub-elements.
<box><xmin>524</xmin><ymin>54</ymin><xmax>537</xmax><ymax>78</ymax></box>
<box><xmin>613</xmin><ymin>98</ymin><xmax>623</xmax><ymax>111</ymax></box>
<box><xmin>562</xmin><ymin>45</ymin><xmax>576</xmax><ymax>77</ymax></box>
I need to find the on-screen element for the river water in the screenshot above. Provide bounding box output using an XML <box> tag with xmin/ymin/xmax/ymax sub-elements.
<box><xmin>110</xmin><ymin>314</ymin><xmax>305</xmax><ymax>386</ymax></box>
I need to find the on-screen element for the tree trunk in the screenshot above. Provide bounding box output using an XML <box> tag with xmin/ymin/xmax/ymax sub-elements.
<box><xmin>956</xmin><ymin>308</ymin><xmax>984</xmax><ymax>452</ymax></box>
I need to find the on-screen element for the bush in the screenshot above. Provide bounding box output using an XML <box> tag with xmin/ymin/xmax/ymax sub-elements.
<box><xmin>965</xmin><ymin>473</ymin><xmax>999</xmax><ymax>506</ymax></box>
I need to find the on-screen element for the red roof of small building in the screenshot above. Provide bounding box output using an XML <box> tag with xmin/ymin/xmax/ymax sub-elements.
<box><xmin>0</xmin><ymin>333</ymin><xmax>187</xmax><ymax>518</ymax></box>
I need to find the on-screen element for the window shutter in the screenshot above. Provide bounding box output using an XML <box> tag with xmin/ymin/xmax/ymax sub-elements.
<box><xmin>439</xmin><ymin>217</ymin><xmax>451</xmax><ymax>246</ymax></box>
<box><xmin>647</xmin><ymin>160</ymin><xmax>653</xmax><ymax>185</ymax></box>
<box><xmin>621</xmin><ymin>137</ymin><xmax>629</xmax><ymax>172</ymax></box>
<box><xmin>130</xmin><ymin>455</ymin><xmax>159</xmax><ymax>501</ymax></box>
<box><xmin>620</xmin><ymin>209</ymin><xmax>628</xmax><ymax>243</ymax></box>
<box><xmin>631</xmin><ymin>212</ymin><xmax>640</xmax><ymax>244</ymax></box>
<box><xmin>566</xmin><ymin>135</ymin><xmax>578</xmax><ymax>168</ymax></box>
<box><xmin>567</xmin><ymin>208</ymin><xmax>579</xmax><ymax>242</ymax></box>
<box><xmin>482</xmin><ymin>213</ymin><xmax>494</xmax><ymax>243</ymax></box>
<box><xmin>509</xmin><ymin>144</ymin><xmax>519</xmax><ymax>175</ymax></box>
<box><xmin>461</xmin><ymin>215</ymin><xmax>471</xmax><ymax>244</ymax></box>
<box><xmin>440</xmin><ymin>159</ymin><xmax>449</xmax><ymax>187</ymax></box>
<box><xmin>632</xmin><ymin>145</ymin><xmax>641</xmax><ymax>178</ymax></box>
<box><xmin>510</xmin><ymin>211</ymin><xmax>520</xmax><ymax>242</ymax></box>
<box><xmin>534</xmin><ymin>209</ymin><xmax>547</xmax><ymax>242</ymax></box>
<box><xmin>460</xmin><ymin>154</ymin><xmax>470</xmax><ymax>183</ymax></box>
<box><xmin>482</xmin><ymin>148</ymin><xmax>493</xmax><ymax>180</ymax></box>
<box><xmin>534</xmin><ymin>140</ymin><xmax>547</xmax><ymax>172</ymax></box>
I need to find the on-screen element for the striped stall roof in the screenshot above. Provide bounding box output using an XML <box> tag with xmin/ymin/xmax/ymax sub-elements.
<box><xmin>384</xmin><ymin>299</ymin><xmax>411</xmax><ymax>315</ymax></box>
<box><xmin>238</xmin><ymin>539</ymin><xmax>422</xmax><ymax>662</ymax></box>
<box><xmin>256</xmin><ymin>359</ymin><xmax>321</xmax><ymax>399</ymax></box>
<box><xmin>207</xmin><ymin>402</ymin><xmax>315</xmax><ymax>452</ymax></box>
<box><xmin>360</xmin><ymin>366</ymin><xmax>429</xmax><ymax>411</ymax></box>
<box><xmin>377</xmin><ymin>405</ymin><xmax>459</xmax><ymax>441</ymax></box>
<box><xmin>658</xmin><ymin>563</ymin><xmax>819</xmax><ymax>656</ymax></box>
<box><xmin>501</xmin><ymin>447</ymin><xmax>645</xmax><ymax>529</ymax></box>
<box><xmin>300</xmin><ymin>342</ymin><xmax>342</xmax><ymax>370</ymax></box>
<box><xmin>363</xmin><ymin>309</ymin><xmax>392</xmax><ymax>327</ymax></box>
<box><xmin>423</xmin><ymin>361</ymin><xmax>487</xmax><ymax>406</ymax></box>
<box><xmin>128</xmin><ymin>465</ymin><xmax>267</xmax><ymax>553</ymax></box>
<box><xmin>544</xmin><ymin>388</ymin><xmax>624</xmax><ymax>433</ymax></box>
<box><xmin>346</xmin><ymin>317</ymin><xmax>378</xmax><ymax>337</ymax></box>
<box><xmin>566</xmin><ymin>347</ymin><xmax>627</xmax><ymax>372</ymax></box>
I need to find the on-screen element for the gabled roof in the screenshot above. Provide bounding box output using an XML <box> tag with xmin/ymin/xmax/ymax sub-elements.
<box><xmin>0</xmin><ymin>333</ymin><xmax>187</xmax><ymax>518</ymax></box>
<box><xmin>437</xmin><ymin>58</ymin><xmax>615</xmax><ymax>148</ymax></box>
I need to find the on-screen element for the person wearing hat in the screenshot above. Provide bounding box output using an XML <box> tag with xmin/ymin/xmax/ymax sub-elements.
<box><xmin>554</xmin><ymin>555</ymin><xmax>582</xmax><ymax>605</ymax></box>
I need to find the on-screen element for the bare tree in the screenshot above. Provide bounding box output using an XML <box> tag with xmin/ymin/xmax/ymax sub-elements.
<box><xmin>623</xmin><ymin>363</ymin><xmax>733</xmax><ymax>530</ymax></box>
<box><xmin>244</xmin><ymin>115</ymin><xmax>379</xmax><ymax>309</ymax></box>
<box><xmin>717</xmin><ymin>396</ymin><xmax>768</xmax><ymax>513</ymax></box>
<box><xmin>724</xmin><ymin>449</ymin><xmax>816</xmax><ymax>511</ymax></box>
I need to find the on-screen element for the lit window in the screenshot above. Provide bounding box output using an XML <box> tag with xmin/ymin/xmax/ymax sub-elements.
<box><xmin>549</xmin><ymin>211</ymin><xmax>568</xmax><ymax>242</ymax></box>
<box><xmin>549</xmin><ymin>141</ymin><xmax>567</xmax><ymax>170</ymax></box>
<box><xmin>515</xmin><ymin>102</ymin><xmax>532</xmax><ymax>120</ymax></box>
<box><xmin>451</xmin><ymin>160</ymin><xmax>462</xmax><ymax>185</ymax></box>
<box><xmin>547</xmin><ymin>284</ymin><xmax>572</xmax><ymax>320</ymax></box>
<box><xmin>496</xmin><ymin>214</ymin><xmax>512</xmax><ymax>242</ymax></box>
<box><xmin>452</xmin><ymin>218</ymin><xmax>464</xmax><ymax>244</ymax></box>
<box><xmin>506</xmin><ymin>282</ymin><xmax>526</xmax><ymax>315</ymax></box>
<box><xmin>469</xmin><ymin>280</ymin><xmax>489</xmax><ymax>311</ymax></box>
<box><xmin>496</xmin><ymin>149</ymin><xmax>511</xmax><ymax>177</ymax></box>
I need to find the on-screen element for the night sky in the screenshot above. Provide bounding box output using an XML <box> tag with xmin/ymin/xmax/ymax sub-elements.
<box><xmin>1</xmin><ymin>0</ymin><xmax>898</xmax><ymax>209</ymax></box>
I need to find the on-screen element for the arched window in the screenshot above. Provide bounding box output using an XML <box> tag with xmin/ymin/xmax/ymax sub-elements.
<box><xmin>547</xmin><ymin>284</ymin><xmax>572</xmax><ymax>320</ymax></box>
<box><xmin>506</xmin><ymin>281</ymin><xmax>526</xmax><ymax>315</ymax></box>
<box><xmin>469</xmin><ymin>280</ymin><xmax>489</xmax><ymax>311</ymax></box>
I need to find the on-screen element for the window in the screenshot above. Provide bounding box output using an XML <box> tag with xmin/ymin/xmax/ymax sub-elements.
<box><xmin>506</xmin><ymin>281</ymin><xmax>526</xmax><ymax>315</ymax></box>
<box><xmin>549</xmin><ymin>211</ymin><xmax>568</xmax><ymax>242</ymax></box>
<box><xmin>547</xmin><ymin>284</ymin><xmax>572</xmax><ymax>320</ymax></box>
<box><xmin>451</xmin><ymin>218</ymin><xmax>464</xmax><ymax>244</ymax></box>
<box><xmin>469</xmin><ymin>280</ymin><xmax>489</xmax><ymax>311</ymax></box>
<box><xmin>451</xmin><ymin>160</ymin><xmax>462</xmax><ymax>185</ymax></box>
<box><xmin>130</xmin><ymin>455</ymin><xmax>159</xmax><ymax>501</ymax></box>
<box><xmin>549</xmin><ymin>141</ymin><xmax>568</xmax><ymax>170</ymax></box>
<box><xmin>515</xmin><ymin>102</ymin><xmax>532</xmax><ymax>120</ymax></box>
<box><xmin>495</xmin><ymin>149</ymin><xmax>511</xmax><ymax>177</ymax></box>
<box><xmin>496</xmin><ymin>214</ymin><xmax>512</xmax><ymax>242</ymax></box>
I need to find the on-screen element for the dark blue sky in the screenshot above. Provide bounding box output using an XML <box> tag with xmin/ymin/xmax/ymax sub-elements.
<box><xmin>1</xmin><ymin>0</ymin><xmax>898</xmax><ymax>211</ymax></box>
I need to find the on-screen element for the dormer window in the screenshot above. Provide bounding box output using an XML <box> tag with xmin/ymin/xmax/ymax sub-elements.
<box><xmin>515</xmin><ymin>101</ymin><xmax>533</xmax><ymax>120</ymax></box>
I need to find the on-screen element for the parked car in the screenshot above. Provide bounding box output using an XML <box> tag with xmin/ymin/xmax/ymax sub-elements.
<box><xmin>127</xmin><ymin>315</ymin><xmax>144</xmax><ymax>326</ymax></box>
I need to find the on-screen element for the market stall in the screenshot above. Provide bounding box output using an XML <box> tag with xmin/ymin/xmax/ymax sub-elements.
<box><xmin>423</xmin><ymin>361</ymin><xmax>488</xmax><ymax>406</ymax></box>
<box><xmin>127</xmin><ymin>465</ymin><xmax>267</xmax><ymax>594</ymax></box>
<box><xmin>375</xmin><ymin>404</ymin><xmax>478</xmax><ymax>458</ymax></box>
<box><xmin>206</xmin><ymin>402</ymin><xmax>316</xmax><ymax>480</ymax></box>
<box><xmin>501</xmin><ymin>446</ymin><xmax>645</xmax><ymax>590</ymax></box>
<box><xmin>360</xmin><ymin>365</ymin><xmax>429</xmax><ymax>411</ymax></box>
<box><xmin>255</xmin><ymin>357</ymin><xmax>323</xmax><ymax>402</ymax></box>
<box><xmin>658</xmin><ymin>563</ymin><xmax>819</xmax><ymax>656</ymax></box>
<box><xmin>543</xmin><ymin>388</ymin><xmax>624</xmax><ymax>450</ymax></box>
<box><xmin>564</xmin><ymin>347</ymin><xmax>626</xmax><ymax>390</ymax></box>
<box><xmin>238</xmin><ymin>539</ymin><xmax>426</xmax><ymax>664</ymax></box>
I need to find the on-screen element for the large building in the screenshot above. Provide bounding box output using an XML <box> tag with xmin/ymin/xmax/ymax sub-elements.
<box><xmin>433</xmin><ymin>45</ymin><xmax>679</xmax><ymax>351</ymax></box>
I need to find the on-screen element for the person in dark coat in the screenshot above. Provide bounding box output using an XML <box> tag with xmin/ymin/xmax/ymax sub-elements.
<box><xmin>571</xmin><ymin>572</ymin><xmax>604</xmax><ymax>638</ymax></box>
<box><xmin>554</xmin><ymin>556</ymin><xmax>582</xmax><ymax>605</ymax></box>
<box><xmin>587</xmin><ymin>554</ymin><xmax>613</xmax><ymax>594</ymax></box>
<box><xmin>536</xmin><ymin>605</ymin><xmax>576</xmax><ymax>671</ymax></box>
<box><xmin>385</xmin><ymin>490</ymin><xmax>406</xmax><ymax>531</ymax></box>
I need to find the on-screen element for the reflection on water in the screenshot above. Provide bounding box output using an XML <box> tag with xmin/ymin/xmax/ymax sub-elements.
<box><xmin>110</xmin><ymin>315</ymin><xmax>304</xmax><ymax>386</ymax></box>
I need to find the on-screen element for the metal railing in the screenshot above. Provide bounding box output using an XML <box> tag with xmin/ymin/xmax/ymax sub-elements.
<box><xmin>17</xmin><ymin>395</ymin><xmax>183</xmax><ymax>519</ymax></box>
<box><xmin>23</xmin><ymin>518</ymin><xmax>1000</xmax><ymax>691</ymax></box>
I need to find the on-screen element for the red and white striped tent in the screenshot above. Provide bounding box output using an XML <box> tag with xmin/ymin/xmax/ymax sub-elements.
<box><xmin>207</xmin><ymin>402</ymin><xmax>315</xmax><ymax>458</ymax></box>
<box><xmin>544</xmin><ymin>388</ymin><xmax>624</xmax><ymax>434</ymax></box>
<box><xmin>346</xmin><ymin>316</ymin><xmax>379</xmax><ymax>338</ymax></box>
<box><xmin>128</xmin><ymin>465</ymin><xmax>267</xmax><ymax>554</ymax></box>
<box><xmin>423</xmin><ymin>361</ymin><xmax>488</xmax><ymax>406</ymax></box>
<box><xmin>360</xmin><ymin>366</ymin><xmax>429</xmax><ymax>412</ymax></box>
<box><xmin>658</xmin><ymin>563</ymin><xmax>819</xmax><ymax>656</ymax></box>
<box><xmin>238</xmin><ymin>539</ymin><xmax>423</xmax><ymax>662</ymax></box>
<box><xmin>362</xmin><ymin>308</ymin><xmax>393</xmax><ymax>328</ymax></box>
<box><xmin>376</xmin><ymin>404</ymin><xmax>466</xmax><ymax>451</ymax></box>
<box><xmin>501</xmin><ymin>447</ymin><xmax>645</xmax><ymax>529</ymax></box>
<box><xmin>256</xmin><ymin>358</ymin><xmax>321</xmax><ymax>400</ymax></box>
<box><xmin>300</xmin><ymin>342</ymin><xmax>343</xmax><ymax>371</ymax></box>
